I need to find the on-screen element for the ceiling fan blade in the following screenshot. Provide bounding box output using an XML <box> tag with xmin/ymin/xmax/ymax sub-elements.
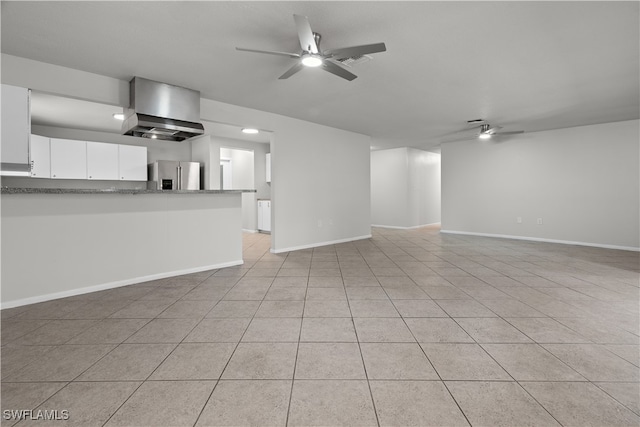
<box><xmin>321</xmin><ymin>60</ymin><xmax>357</xmax><ymax>81</ymax></box>
<box><xmin>495</xmin><ymin>131</ymin><xmax>525</xmax><ymax>135</ymax></box>
<box><xmin>439</xmin><ymin>135</ymin><xmax>476</xmax><ymax>144</ymax></box>
<box><xmin>293</xmin><ymin>14</ymin><xmax>318</xmax><ymax>53</ymax></box>
<box><xmin>279</xmin><ymin>62</ymin><xmax>305</xmax><ymax>79</ymax></box>
<box><xmin>236</xmin><ymin>47</ymin><xmax>300</xmax><ymax>58</ymax></box>
<box><xmin>325</xmin><ymin>42</ymin><xmax>387</xmax><ymax>60</ymax></box>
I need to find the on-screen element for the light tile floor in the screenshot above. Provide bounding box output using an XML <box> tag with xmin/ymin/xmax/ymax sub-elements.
<box><xmin>2</xmin><ymin>226</ymin><xmax>639</xmax><ymax>426</ymax></box>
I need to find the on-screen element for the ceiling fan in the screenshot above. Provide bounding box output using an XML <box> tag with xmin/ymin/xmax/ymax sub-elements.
<box><xmin>236</xmin><ymin>14</ymin><xmax>387</xmax><ymax>81</ymax></box>
<box><xmin>467</xmin><ymin>119</ymin><xmax>525</xmax><ymax>140</ymax></box>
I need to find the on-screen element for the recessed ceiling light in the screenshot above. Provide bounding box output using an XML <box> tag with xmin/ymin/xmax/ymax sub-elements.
<box><xmin>301</xmin><ymin>54</ymin><xmax>323</xmax><ymax>67</ymax></box>
<box><xmin>242</xmin><ymin>128</ymin><xmax>259</xmax><ymax>134</ymax></box>
<box><xmin>112</xmin><ymin>113</ymin><xmax>125</xmax><ymax>120</ymax></box>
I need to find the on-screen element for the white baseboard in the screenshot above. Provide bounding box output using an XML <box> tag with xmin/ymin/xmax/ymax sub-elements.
<box><xmin>242</xmin><ymin>229</ymin><xmax>259</xmax><ymax>234</ymax></box>
<box><xmin>271</xmin><ymin>234</ymin><xmax>372</xmax><ymax>254</ymax></box>
<box><xmin>440</xmin><ymin>229</ymin><xmax>640</xmax><ymax>252</ymax></box>
<box><xmin>1</xmin><ymin>260</ymin><xmax>244</xmax><ymax>310</ymax></box>
<box><xmin>372</xmin><ymin>222</ymin><xmax>441</xmax><ymax>230</ymax></box>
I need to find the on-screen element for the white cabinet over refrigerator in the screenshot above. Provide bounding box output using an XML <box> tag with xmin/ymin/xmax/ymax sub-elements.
<box><xmin>119</xmin><ymin>144</ymin><xmax>147</xmax><ymax>181</ymax></box>
<box><xmin>30</xmin><ymin>134</ymin><xmax>50</xmax><ymax>178</ymax></box>
<box><xmin>258</xmin><ymin>199</ymin><xmax>271</xmax><ymax>233</ymax></box>
<box><xmin>1</xmin><ymin>84</ymin><xmax>31</xmax><ymax>176</ymax></box>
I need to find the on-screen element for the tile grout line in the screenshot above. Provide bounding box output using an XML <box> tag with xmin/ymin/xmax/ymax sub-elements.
<box><xmin>284</xmin><ymin>249</ymin><xmax>310</xmax><ymax>427</ymax></box>
<box><xmin>193</xmin><ymin>240</ymin><xmax>283</xmax><ymax>427</ymax></box>
<box><xmin>364</xmin><ymin>234</ymin><xmax>474</xmax><ymax>427</ymax></box>
<box><xmin>347</xmin><ymin>244</ymin><xmax>382</xmax><ymax>427</ymax></box>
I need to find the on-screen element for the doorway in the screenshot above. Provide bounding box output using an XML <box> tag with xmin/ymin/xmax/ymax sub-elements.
<box><xmin>220</xmin><ymin>158</ymin><xmax>232</xmax><ymax>190</ymax></box>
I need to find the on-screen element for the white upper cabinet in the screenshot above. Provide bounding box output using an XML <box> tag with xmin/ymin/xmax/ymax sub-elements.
<box><xmin>30</xmin><ymin>134</ymin><xmax>50</xmax><ymax>178</ymax></box>
<box><xmin>266</xmin><ymin>153</ymin><xmax>271</xmax><ymax>183</ymax></box>
<box><xmin>87</xmin><ymin>141</ymin><xmax>118</xmax><ymax>180</ymax></box>
<box><xmin>50</xmin><ymin>138</ymin><xmax>87</xmax><ymax>179</ymax></box>
<box><xmin>27</xmin><ymin>137</ymin><xmax>146</xmax><ymax>182</ymax></box>
<box><xmin>1</xmin><ymin>84</ymin><xmax>31</xmax><ymax>175</ymax></box>
<box><xmin>118</xmin><ymin>144</ymin><xmax>147</xmax><ymax>181</ymax></box>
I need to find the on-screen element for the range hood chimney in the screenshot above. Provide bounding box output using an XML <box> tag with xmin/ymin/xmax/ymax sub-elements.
<box><xmin>122</xmin><ymin>77</ymin><xmax>205</xmax><ymax>141</ymax></box>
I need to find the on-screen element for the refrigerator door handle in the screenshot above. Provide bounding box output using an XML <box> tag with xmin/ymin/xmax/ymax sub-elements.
<box><xmin>177</xmin><ymin>166</ymin><xmax>181</xmax><ymax>189</ymax></box>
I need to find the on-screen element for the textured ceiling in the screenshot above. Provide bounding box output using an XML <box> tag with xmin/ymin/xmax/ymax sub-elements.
<box><xmin>2</xmin><ymin>1</ymin><xmax>638</xmax><ymax>150</ymax></box>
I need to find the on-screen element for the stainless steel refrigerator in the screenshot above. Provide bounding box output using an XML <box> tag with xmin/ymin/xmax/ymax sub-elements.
<box><xmin>148</xmin><ymin>161</ymin><xmax>200</xmax><ymax>190</ymax></box>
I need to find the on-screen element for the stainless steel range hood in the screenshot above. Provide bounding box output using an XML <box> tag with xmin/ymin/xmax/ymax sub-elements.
<box><xmin>122</xmin><ymin>77</ymin><xmax>204</xmax><ymax>141</ymax></box>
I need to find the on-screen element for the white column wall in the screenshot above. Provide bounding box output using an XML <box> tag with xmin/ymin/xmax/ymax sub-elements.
<box><xmin>191</xmin><ymin>134</ymin><xmax>214</xmax><ymax>190</ymax></box>
<box><xmin>270</xmin><ymin>124</ymin><xmax>371</xmax><ymax>251</ymax></box>
<box><xmin>441</xmin><ymin>119</ymin><xmax>640</xmax><ymax>250</ymax></box>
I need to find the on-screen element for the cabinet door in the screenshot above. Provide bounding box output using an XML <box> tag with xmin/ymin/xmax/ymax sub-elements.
<box><xmin>50</xmin><ymin>138</ymin><xmax>87</xmax><ymax>179</ymax></box>
<box><xmin>257</xmin><ymin>201</ymin><xmax>264</xmax><ymax>230</ymax></box>
<box><xmin>119</xmin><ymin>144</ymin><xmax>147</xmax><ymax>181</ymax></box>
<box><xmin>87</xmin><ymin>141</ymin><xmax>118</xmax><ymax>180</ymax></box>
<box><xmin>263</xmin><ymin>200</ymin><xmax>271</xmax><ymax>232</ymax></box>
<box><xmin>266</xmin><ymin>153</ymin><xmax>271</xmax><ymax>183</ymax></box>
<box><xmin>30</xmin><ymin>134</ymin><xmax>50</xmax><ymax>178</ymax></box>
<box><xmin>1</xmin><ymin>85</ymin><xmax>30</xmax><ymax>174</ymax></box>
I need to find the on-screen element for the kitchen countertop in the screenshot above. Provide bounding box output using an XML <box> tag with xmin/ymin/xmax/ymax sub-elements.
<box><xmin>1</xmin><ymin>187</ymin><xmax>256</xmax><ymax>195</ymax></box>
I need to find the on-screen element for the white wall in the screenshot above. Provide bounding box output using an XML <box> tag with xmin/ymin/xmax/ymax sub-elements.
<box><xmin>408</xmin><ymin>148</ymin><xmax>441</xmax><ymax>227</ymax></box>
<box><xmin>270</xmin><ymin>124</ymin><xmax>371</xmax><ymax>251</ymax></box>
<box><xmin>220</xmin><ymin>147</ymin><xmax>254</xmax><ymax>189</ymax></box>
<box><xmin>190</xmin><ymin>134</ymin><xmax>213</xmax><ymax>190</ymax></box>
<box><xmin>371</xmin><ymin>148</ymin><xmax>410</xmax><ymax>226</ymax></box>
<box><xmin>210</xmin><ymin>136</ymin><xmax>270</xmax><ymax>200</ymax></box>
<box><xmin>371</xmin><ymin>147</ymin><xmax>441</xmax><ymax>228</ymax></box>
<box><xmin>441</xmin><ymin>119</ymin><xmax>640</xmax><ymax>250</ymax></box>
<box><xmin>1</xmin><ymin>192</ymin><xmax>243</xmax><ymax>307</ymax></box>
<box><xmin>2</xmin><ymin>53</ymin><xmax>372</xmax><ymax>253</ymax></box>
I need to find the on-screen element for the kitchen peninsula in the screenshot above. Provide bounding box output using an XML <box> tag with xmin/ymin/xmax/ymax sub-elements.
<box><xmin>1</xmin><ymin>188</ymin><xmax>256</xmax><ymax>308</ymax></box>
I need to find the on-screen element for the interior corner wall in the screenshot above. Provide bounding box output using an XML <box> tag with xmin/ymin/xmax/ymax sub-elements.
<box><xmin>371</xmin><ymin>147</ymin><xmax>441</xmax><ymax>228</ymax></box>
<box><xmin>407</xmin><ymin>148</ymin><xmax>441</xmax><ymax>227</ymax></box>
<box><xmin>441</xmin><ymin>119</ymin><xmax>640</xmax><ymax>250</ymax></box>
<box><xmin>371</xmin><ymin>148</ymin><xmax>410</xmax><ymax>227</ymax></box>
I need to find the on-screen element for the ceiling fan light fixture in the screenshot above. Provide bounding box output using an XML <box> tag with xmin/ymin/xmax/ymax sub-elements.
<box><xmin>301</xmin><ymin>54</ymin><xmax>323</xmax><ymax>67</ymax></box>
<box><xmin>479</xmin><ymin>124</ymin><xmax>492</xmax><ymax>139</ymax></box>
<box><xmin>242</xmin><ymin>128</ymin><xmax>259</xmax><ymax>134</ymax></box>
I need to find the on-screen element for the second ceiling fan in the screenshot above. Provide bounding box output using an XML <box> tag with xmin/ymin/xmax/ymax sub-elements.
<box><xmin>236</xmin><ymin>14</ymin><xmax>387</xmax><ymax>81</ymax></box>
